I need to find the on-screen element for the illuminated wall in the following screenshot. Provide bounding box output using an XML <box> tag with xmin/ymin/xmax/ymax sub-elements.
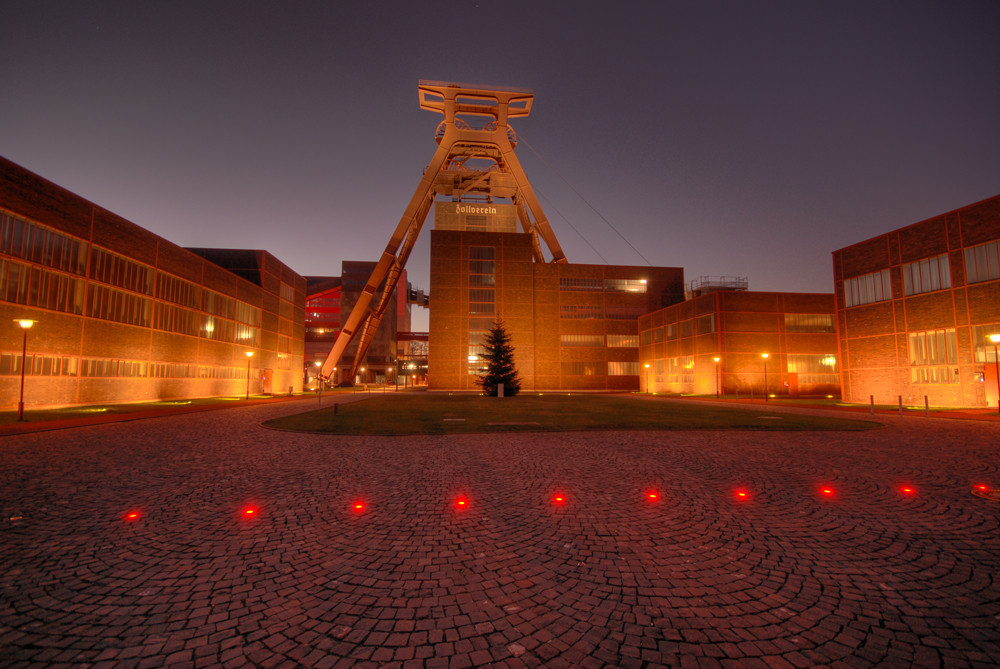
<box><xmin>834</xmin><ymin>194</ymin><xmax>1000</xmax><ymax>407</ymax></box>
<box><xmin>428</xmin><ymin>229</ymin><xmax>684</xmax><ymax>391</ymax></box>
<box><xmin>639</xmin><ymin>291</ymin><xmax>839</xmax><ymax>397</ymax></box>
<box><xmin>0</xmin><ymin>156</ymin><xmax>306</xmax><ymax>408</ymax></box>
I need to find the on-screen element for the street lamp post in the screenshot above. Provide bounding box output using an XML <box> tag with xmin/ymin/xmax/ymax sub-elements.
<box><xmin>989</xmin><ymin>334</ymin><xmax>1000</xmax><ymax>415</ymax></box>
<box><xmin>644</xmin><ymin>363</ymin><xmax>651</xmax><ymax>393</ymax></box>
<box><xmin>713</xmin><ymin>356</ymin><xmax>721</xmax><ymax>399</ymax></box>
<box><xmin>245</xmin><ymin>351</ymin><xmax>254</xmax><ymax>400</ymax></box>
<box><xmin>761</xmin><ymin>353</ymin><xmax>769</xmax><ymax>402</ymax></box>
<box><xmin>15</xmin><ymin>319</ymin><xmax>36</xmax><ymax>421</ymax></box>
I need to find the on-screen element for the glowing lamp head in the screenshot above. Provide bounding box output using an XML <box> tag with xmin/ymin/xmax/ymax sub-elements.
<box><xmin>761</xmin><ymin>353</ymin><xmax>769</xmax><ymax>360</ymax></box>
<box><xmin>713</xmin><ymin>357</ymin><xmax>720</xmax><ymax>363</ymax></box>
<box><xmin>16</xmin><ymin>319</ymin><xmax>36</xmax><ymax>330</ymax></box>
<box><xmin>245</xmin><ymin>351</ymin><xmax>254</xmax><ymax>358</ymax></box>
<box><xmin>644</xmin><ymin>363</ymin><xmax>650</xmax><ymax>369</ymax></box>
<box><xmin>989</xmin><ymin>334</ymin><xmax>1000</xmax><ymax>344</ymax></box>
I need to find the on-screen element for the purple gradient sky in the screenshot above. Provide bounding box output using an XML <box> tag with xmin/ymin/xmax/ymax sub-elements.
<box><xmin>2</xmin><ymin>1</ymin><xmax>998</xmax><ymax>330</ymax></box>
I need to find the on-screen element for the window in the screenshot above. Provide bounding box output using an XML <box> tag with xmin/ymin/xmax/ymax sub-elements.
<box><xmin>154</xmin><ymin>303</ymin><xmax>200</xmax><ymax>337</ymax></box>
<box><xmin>972</xmin><ymin>324</ymin><xmax>1000</xmax><ymax>363</ymax></box>
<box><xmin>87</xmin><ymin>284</ymin><xmax>152</xmax><ymax>327</ymax></box>
<box><xmin>560</xmin><ymin>305</ymin><xmax>602</xmax><ymax>320</ymax></box>
<box><xmin>561</xmin><ymin>361</ymin><xmax>605</xmax><ymax>375</ymax></box>
<box><xmin>787</xmin><ymin>354</ymin><xmax>839</xmax><ymax>385</ymax></box>
<box><xmin>561</xmin><ymin>334</ymin><xmax>604</xmax><ymax>347</ymax></box>
<box><xmin>608</xmin><ymin>361</ymin><xmax>640</xmax><ymax>376</ymax></box>
<box><xmin>640</xmin><ymin>330</ymin><xmax>653</xmax><ymax>345</ymax></box>
<box><xmin>559</xmin><ymin>277</ymin><xmax>603</xmax><ymax>291</ymax></box>
<box><xmin>908</xmin><ymin>328</ymin><xmax>958</xmax><ymax>384</ymax></box>
<box><xmin>90</xmin><ymin>248</ymin><xmax>154</xmax><ymax>295</ymax></box>
<box><xmin>785</xmin><ymin>313</ymin><xmax>835</xmax><ymax>333</ymax></box>
<box><xmin>902</xmin><ymin>253</ymin><xmax>951</xmax><ymax>296</ymax></box>
<box><xmin>0</xmin><ymin>259</ymin><xmax>85</xmax><ymax>315</ymax></box>
<box><xmin>203</xmin><ymin>291</ymin><xmax>236</xmax><ymax>319</ymax></box>
<box><xmin>843</xmin><ymin>269</ymin><xmax>891</xmax><ymax>307</ymax></box>
<box><xmin>680</xmin><ymin>356</ymin><xmax>695</xmax><ymax>384</ymax></box>
<box><xmin>964</xmin><ymin>240</ymin><xmax>1000</xmax><ymax>284</ymax></box>
<box><xmin>156</xmin><ymin>272</ymin><xmax>201</xmax><ymax>309</ymax></box>
<box><xmin>279</xmin><ymin>282</ymin><xmax>295</xmax><ymax>302</ymax></box>
<box><xmin>604</xmin><ymin>279</ymin><xmax>646</xmax><ymax>293</ymax></box>
<box><xmin>607</xmin><ymin>334</ymin><xmax>639</xmax><ymax>348</ymax></box>
<box><xmin>605</xmin><ymin>306</ymin><xmax>645</xmax><ymax>320</ymax></box>
<box><xmin>679</xmin><ymin>320</ymin><xmax>693</xmax><ymax>338</ymax></box>
<box><xmin>652</xmin><ymin>327</ymin><xmax>664</xmax><ymax>342</ymax></box>
<box><xmin>0</xmin><ymin>353</ymin><xmax>78</xmax><ymax>377</ymax></box>
<box><xmin>0</xmin><ymin>211</ymin><xmax>88</xmax><ymax>275</ymax></box>
<box><xmin>696</xmin><ymin>314</ymin><xmax>715</xmax><ymax>334</ymax></box>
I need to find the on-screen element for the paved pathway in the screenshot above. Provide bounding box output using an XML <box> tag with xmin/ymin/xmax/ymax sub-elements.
<box><xmin>1</xmin><ymin>398</ymin><xmax>999</xmax><ymax>668</ymax></box>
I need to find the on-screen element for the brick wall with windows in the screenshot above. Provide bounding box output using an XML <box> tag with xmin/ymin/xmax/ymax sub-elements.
<box><xmin>0</xmin><ymin>156</ymin><xmax>306</xmax><ymax>408</ymax></box>
<box><xmin>833</xmin><ymin>193</ymin><xmax>1000</xmax><ymax>407</ymax></box>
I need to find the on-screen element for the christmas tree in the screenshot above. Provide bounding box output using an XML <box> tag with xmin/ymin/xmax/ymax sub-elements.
<box><xmin>478</xmin><ymin>320</ymin><xmax>521</xmax><ymax>397</ymax></box>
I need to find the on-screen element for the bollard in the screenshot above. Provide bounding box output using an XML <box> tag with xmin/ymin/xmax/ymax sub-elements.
<box><xmin>898</xmin><ymin>396</ymin><xmax>903</xmax><ymax>416</ymax></box>
<box><xmin>334</xmin><ymin>403</ymin><xmax>338</xmax><ymax>416</ymax></box>
<box><xmin>925</xmin><ymin>395</ymin><xmax>929</xmax><ymax>417</ymax></box>
<box><xmin>870</xmin><ymin>395</ymin><xmax>874</xmax><ymax>417</ymax></box>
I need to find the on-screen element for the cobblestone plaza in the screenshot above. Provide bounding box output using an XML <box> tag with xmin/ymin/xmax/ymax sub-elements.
<box><xmin>2</xmin><ymin>398</ymin><xmax>999</xmax><ymax>667</ymax></box>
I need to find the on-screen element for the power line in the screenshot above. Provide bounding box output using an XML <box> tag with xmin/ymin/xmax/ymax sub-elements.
<box><xmin>518</xmin><ymin>132</ymin><xmax>652</xmax><ymax>266</ymax></box>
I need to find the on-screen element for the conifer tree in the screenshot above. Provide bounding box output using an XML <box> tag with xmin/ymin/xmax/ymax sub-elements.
<box><xmin>478</xmin><ymin>319</ymin><xmax>521</xmax><ymax>397</ymax></box>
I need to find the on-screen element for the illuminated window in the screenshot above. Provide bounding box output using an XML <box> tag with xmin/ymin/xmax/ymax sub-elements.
<box><xmin>608</xmin><ymin>361</ymin><xmax>640</xmax><ymax>376</ymax></box>
<box><xmin>972</xmin><ymin>324</ymin><xmax>1000</xmax><ymax>363</ymax></box>
<box><xmin>560</xmin><ymin>334</ymin><xmax>604</xmax><ymax>347</ymax></box>
<box><xmin>604</xmin><ymin>278</ymin><xmax>647</xmax><ymax>293</ymax></box>
<box><xmin>908</xmin><ymin>328</ymin><xmax>958</xmax><ymax>384</ymax></box>
<box><xmin>785</xmin><ymin>313</ymin><xmax>835</xmax><ymax>333</ymax></box>
<box><xmin>843</xmin><ymin>269</ymin><xmax>891</xmax><ymax>307</ymax></box>
<box><xmin>680</xmin><ymin>356</ymin><xmax>695</xmax><ymax>384</ymax></box>
<box><xmin>964</xmin><ymin>240</ymin><xmax>1000</xmax><ymax>284</ymax></box>
<box><xmin>787</xmin><ymin>354</ymin><xmax>839</xmax><ymax>385</ymax></box>
<box><xmin>902</xmin><ymin>253</ymin><xmax>951</xmax><ymax>296</ymax></box>
<box><xmin>607</xmin><ymin>334</ymin><xmax>639</xmax><ymax>348</ymax></box>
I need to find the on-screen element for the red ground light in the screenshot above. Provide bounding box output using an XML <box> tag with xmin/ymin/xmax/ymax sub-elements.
<box><xmin>455</xmin><ymin>496</ymin><xmax>469</xmax><ymax>509</ymax></box>
<box><xmin>553</xmin><ymin>493</ymin><xmax>566</xmax><ymax>505</ymax></box>
<box><xmin>735</xmin><ymin>489</ymin><xmax>750</xmax><ymax>501</ymax></box>
<box><xmin>646</xmin><ymin>491</ymin><xmax>659</xmax><ymax>501</ymax></box>
<box><xmin>124</xmin><ymin>510</ymin><xmax>141</xmax><ymax>521</ymax></box>
<box><xmin>900</xmin><ymin>485</ymin><xmax>916</xmax><ymax>495</ymax></box>
<box><xmin>243</xmin><ymin>506</ymin><xmax>258</xmax><ymax>517</ymax></box>
<box><xmin>974</xmin><ymin>484</ymin><xmax>990</xmax><ymax>492</ymax></box>
<box><xmin>352</xmin><ymin>501</ymin><xmax>365</xmax><ymax>513</ymax></box>
<box><xmin>820</xmin><ymin>486</ymin><xmax>835</xmax><ymax>497</ymax></box>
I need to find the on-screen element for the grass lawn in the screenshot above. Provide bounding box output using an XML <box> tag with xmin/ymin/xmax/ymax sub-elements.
<box><xmin>263</xmin><ymin>394</ymin><xmax>881</xmax><ymax>435</ymax></box>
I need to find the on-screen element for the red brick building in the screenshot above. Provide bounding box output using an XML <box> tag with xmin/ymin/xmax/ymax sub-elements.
<box><xmin>429</xmin><ymin>229</ymin><xmax>684</xmax><ymax>391</ymax></box>
<box><xmin>833</xmin><ymin>194</ymin><xmax>1000</xmax><ymax>407</ymax></box>
<box><xmin>639</xmin><ymin>290</ymin><xmax>839</xmax><ymax>397</ymax></box>
<box><xmin>0</xmin><ymin>157</ymin><xmax>306</xmax><ymax>408</ymax></box>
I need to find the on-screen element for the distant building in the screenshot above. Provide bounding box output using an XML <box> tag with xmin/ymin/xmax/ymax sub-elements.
<box><xmin>0</xmin><ymin>156</ymin><xmax>305</xmax><ymax>407</ymax></box>
<box><xmin>639</xmin><ymin>291</ymin><xmax>839</xmax><ymax>397</ymax></box>
<box><xmin>429</xmin><ymin>228</ymin><xmax>684</xmax><ymax>391</ymax></box>
<box><xmin>833</xmin><ymin>194</ymin><xmax>1000</xmax><ymax>407</ymax></box>
<box><xmin>305</xmin><ymin>263</ymin><xmax>414</xmax><ymax>386</ymax></box>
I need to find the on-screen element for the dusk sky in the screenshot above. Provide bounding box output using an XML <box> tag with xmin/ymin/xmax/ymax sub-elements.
<box><xmin>2</xmin><ymin>1</ymin><xmax>998</xmax><ymax>330</ymax></box>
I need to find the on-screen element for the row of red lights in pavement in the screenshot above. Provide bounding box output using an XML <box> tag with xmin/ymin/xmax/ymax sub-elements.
<box><xmin>118</xmin><ymin>484</ymin><xmax>996</xmax><ymax>523</ymax></box>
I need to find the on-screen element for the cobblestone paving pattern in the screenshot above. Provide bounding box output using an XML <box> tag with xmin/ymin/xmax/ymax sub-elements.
<box><xmin>1</xmin><ymin>398</ymin><xmax>999</xmax><ymax>668</ymax></box>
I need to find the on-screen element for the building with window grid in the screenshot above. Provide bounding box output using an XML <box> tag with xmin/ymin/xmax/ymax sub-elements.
<box><xmin>428</xmin><ymin>229</ymin><xmax>684</xmax><ymax>391</ymax></box>
<box><xmin>0</xmin><ymin>156</ymin><xmax>305</xmax><ymax>408</ymax></box>
<box><xmin>833</xmin><ymin>193</ymin><xmax>1000</xmax><ymax>407</ymax></box>
<box><xmin>638</xmin><ymin>291</ymin><xmax>839</xmax><ymax>397</ymax></box>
